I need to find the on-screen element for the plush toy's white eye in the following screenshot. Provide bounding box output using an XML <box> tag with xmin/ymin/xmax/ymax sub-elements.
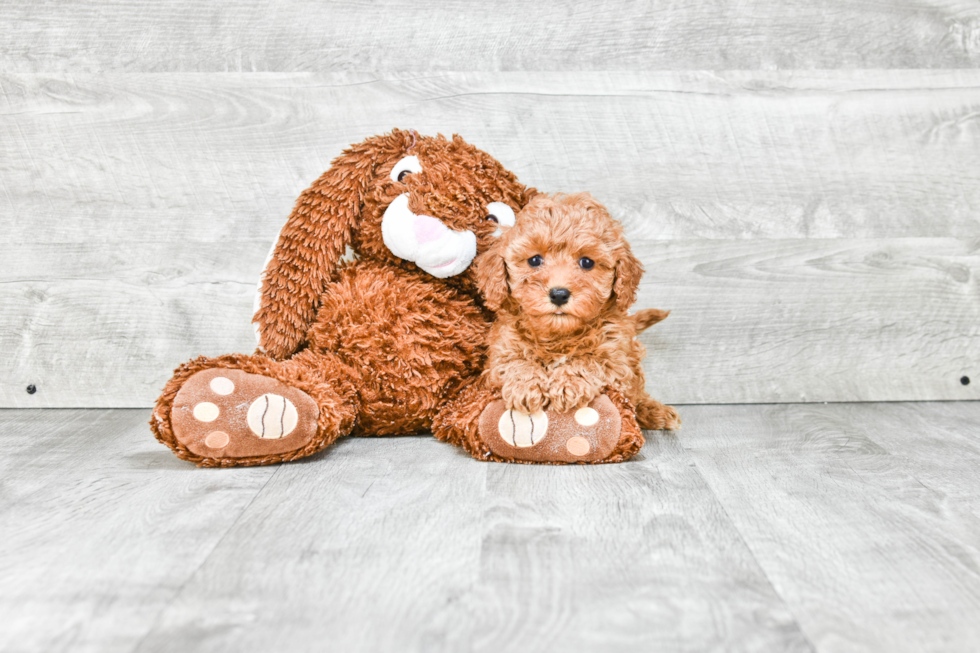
<box><xmin>390</xmin><ymin>155</ymin><xmax>422</xmax><ymax>183</ymax></box>
<box><xmin>486</xmin><ymin>202</ymin><xmax>516</xmax><ymax>228</ymax></box>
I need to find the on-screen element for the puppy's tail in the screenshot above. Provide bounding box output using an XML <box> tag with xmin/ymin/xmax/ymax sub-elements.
<box><xmin>631</xmin><ymin>308</ymin><xmax>670</xmax><ymax>334</ymax></box>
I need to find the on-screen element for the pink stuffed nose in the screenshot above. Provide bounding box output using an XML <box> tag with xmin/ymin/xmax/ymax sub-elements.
<box><xmin>413</xmin><ymin>214</ymin><xmax>449</xmax><ymax>244</ymax></box>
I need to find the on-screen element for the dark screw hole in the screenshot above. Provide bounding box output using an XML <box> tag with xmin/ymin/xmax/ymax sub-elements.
<box><xmin>962</xmin><ymin>376</ymin><xmax>971</xmax><ymax>386</ymax></box>
<box><xmin>26</xmin><ymin>384</ymin><xmax>37</xmax><ymax>394</ymax></box>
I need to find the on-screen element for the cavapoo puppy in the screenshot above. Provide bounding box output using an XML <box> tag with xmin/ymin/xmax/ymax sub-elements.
<box><xmin>475</xmin><ymin>192</ymin><xmax>680</xmax><ymax>431</ymax></box>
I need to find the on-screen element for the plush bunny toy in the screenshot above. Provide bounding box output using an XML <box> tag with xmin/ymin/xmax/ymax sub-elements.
<box><xmin>151</xmin><ymin>129</ymin><xmax>534</xmax><ymax>466</ymax></box>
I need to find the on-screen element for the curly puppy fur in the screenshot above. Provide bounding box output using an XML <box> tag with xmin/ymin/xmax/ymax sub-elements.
<box><xmin>474</xmin><ymin>192</ymin><xmax>680</xmax><ymax>431</ymax></box>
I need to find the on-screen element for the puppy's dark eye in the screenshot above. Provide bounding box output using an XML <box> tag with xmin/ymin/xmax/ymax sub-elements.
<box><xmin>397</xmin><ymin>170</ymin><xmax>412</xmax><ymax>182</ymax></box>
<box><xmin>579</xmin><ymin>257</ymin><xmax>595</xmax><ymax>270</ymax></box>
<box><xmin>486</xmin><ymin>214</ymin><xmax>498</xmax><ymax>223</ymax></box>
<box><xmin>528</xmin><ymin>255</ymin><xmax>544</xmax><ymax>268</ymax></box>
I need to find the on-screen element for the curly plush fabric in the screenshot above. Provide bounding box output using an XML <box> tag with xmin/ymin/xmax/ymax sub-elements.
<box><xmin>151</xmin><ymin>130</ymin><xmax>535</xmax><ymax>467</ymax></box>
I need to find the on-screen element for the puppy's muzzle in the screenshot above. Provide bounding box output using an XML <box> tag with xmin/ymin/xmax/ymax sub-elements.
<box><xmin>549</xmin><ymin>287</ymin><xmax>571</xmax><ymax>306</ymax></box>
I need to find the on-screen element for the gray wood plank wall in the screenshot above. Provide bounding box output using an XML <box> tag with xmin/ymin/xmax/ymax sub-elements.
<box><xmin>2</xmin><ymin>5</ymin><xmax>979</xmax><ymax>407</ymax></box>
<box><xmin>3</xmin><ymin>1</ymin><xmax>980</xmax><ymax>70</ymax></box>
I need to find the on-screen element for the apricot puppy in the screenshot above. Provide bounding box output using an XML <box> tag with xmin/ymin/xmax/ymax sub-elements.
<box><xmin>475</xmin><ymin>192</ymin><xmax>680</xmax><ymax>430</ymax></box>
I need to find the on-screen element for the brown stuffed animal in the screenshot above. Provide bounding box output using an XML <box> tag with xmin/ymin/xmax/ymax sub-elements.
<box><xmin>432</xmin><ymin>193</ymin><xmax>679</xmax><ymax>464</ymax></box>
<box><xmin>151</xmin><ymin>129</ymin><xmax>535</xmax><ymax>466</ymax></box>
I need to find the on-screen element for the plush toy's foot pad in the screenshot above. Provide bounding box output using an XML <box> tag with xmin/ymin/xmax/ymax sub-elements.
<box><xmin>478</xmin><ymin>395</ymin><xmax>622</xmax><ymax>463</ymax></box>
<box><xmin>171</xmin><ymin>368</ymin><xmax>319</xmax><ymax>459</ymax></box>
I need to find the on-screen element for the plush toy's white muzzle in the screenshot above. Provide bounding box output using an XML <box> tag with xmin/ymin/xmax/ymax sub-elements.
<box><xmin>381</xmin><ymin>193</ymin><xmax>477</xmax><ymax>278</ymax></box>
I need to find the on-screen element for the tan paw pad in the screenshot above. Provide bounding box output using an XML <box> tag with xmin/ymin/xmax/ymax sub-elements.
<box><xmin>210</xmin><ymin>376</ymin><xmax>235</xmax><ymax>395</ymax></box>
<box><xmin>193</xmin><ymin>402</ymin><xmax>220</xmax><ymax>422</ymax></box>
<box><xmin>566</xmin><ymin>436</ymin><xmax>591</xmax><ymax>456</ymax></box>
<box><xmin>479</xmin><ymin>394</ymin><xmax>622</xmax><ymax>463</ymax></box>
<box><xmin>204</xmin><ymin>431</ymin><xmax>230</xmax><ymax>449</ymax></box>
<box><xmin>171</xmin><ymin>368</ymin><xmax>319</xmax><ymax>460</ymax></box>
<box><xmin>246</xmin><ymin>394</ymin><xmax>298</xmax><ymax>439</ymax></box>
<box><xmin>574</xmin><ymin>407</ymin><xmax>599</xmax><ymax>426</ymax></box>
<box><xmin>497</xmin><ymin>409</ymin><xmax>548</xmax><ymax>447</ymax></box>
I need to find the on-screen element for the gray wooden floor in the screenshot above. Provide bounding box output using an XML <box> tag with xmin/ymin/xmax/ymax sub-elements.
<box><xmin>3</xmin><ymin>403</ymin><xmax>979</xmax><ymax>653</ymax></box>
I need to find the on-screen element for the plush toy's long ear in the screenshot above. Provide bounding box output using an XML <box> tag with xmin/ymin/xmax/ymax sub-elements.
<box><xmin>474</xmin><ymin>242</ymin><xmax>509</xmax><ymax>312</ymax></box>
<box><xmin>253</xmin><ymin>130</ymin><xmax>413</xmax><ymax>359</ymax></box>
<box><xmin>613</xmin><ymin>242</ymin><xmax>644</xmax><ymax>312</ymax></box>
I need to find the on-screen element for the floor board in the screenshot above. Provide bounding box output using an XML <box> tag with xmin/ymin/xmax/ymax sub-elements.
<box><xmin>134</xmin><ymin>436</ymin><xmax>492</xmax><ymax>653</ymax></box>
<box><xmin>425</xmin><ymin>435</ymin><xmax>810</xmax><ymax>653</ymax></box>
<box><xmin>3</xmin><ymin>403</ymin><xmax>980</xmax><ymax>652</ymax></box>
<box><xmin>683</xmin><ymin>402</ymin><xmax>980</xmax><ymax>653</ymax></box>
<box><xmin>0</xmin><ymin>410</ymin><xmax>279</xmax><ymax>653</ymax></box>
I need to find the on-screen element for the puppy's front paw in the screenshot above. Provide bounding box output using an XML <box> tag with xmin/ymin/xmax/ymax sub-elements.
<box><xmin>503</xmin><ymin>382</ymin><xmax>549</xmax><ymax>414</ymax></box>
<box><xmin>547</xmin><ymin>371</ymin><xmax>602</xmax><ymax>414</ymax></box>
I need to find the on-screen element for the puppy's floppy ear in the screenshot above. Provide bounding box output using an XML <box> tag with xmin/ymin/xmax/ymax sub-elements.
<box><xmin>520</xmin><ymin>186</ymin><xmax>542</xmax><ymax>207</ymax></box>
<box><xmin>613</xmin><ymin>241</ymin><xmax>644</xmax><ymax>312</ymax></box>
<box><xmin>474</xmin><ymin>240</ymin><xmax>509</xmax><ymax>312</ymax></box>
<box><xmin>253</xmin><ymin>130</ymin><xmax>414</xmax><ymax>359</ymax></box>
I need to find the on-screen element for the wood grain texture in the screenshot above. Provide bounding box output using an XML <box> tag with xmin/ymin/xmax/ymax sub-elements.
<box><xmin>683</xmin><ymin>401</ymin><xmax>980</xmax><ymax>653</ymax></box>
<box><xmin>5</xmin><ymin>403</ymin><xmax>980</xmax><ymax>652</ymax></box>
<box><xmin>0</xmin><ymin>242</ymin><xmax>263</xmax><ymax>407</ymax></box>
<box><xmin>636</xmin><ymin>238</ymin><xmax>980</xmax><ymax>404</ymax></box>
<box><xmin>3</xmin><ymin>71</ymin><xmax>980</xmax><ymax>406</ymax></box>
<box><xmin>4</xmin><ymin>238</ymin><xmax>977</xmax><ymax>407</ymax></box>
<box><xmin>2</xmin><ymin>0</ymin><xmax>979</xmax><ymax>72</ymax></box>
<box><xmin>0</xmin><ymin>409</ymin><xmax>278</xmax><ymax>653</ymax></box>
<box><xmin>3</xmin><ymin>71</ymin><xmax>980</xmax><ymax>244</ymax></box>
<box><xmin>131</xmin><ymin>436</ymin><xmax>495</xmax><ymax>653</ymax></box>
<box><xmin>121</xmin><ymin>422</ymin><xmax>809</xmax><ymax>653</ymax></box>
<box><xmin>423</xmin><ymin>435</ymin><xmax>810</xmax><ymax>653</ymax></box>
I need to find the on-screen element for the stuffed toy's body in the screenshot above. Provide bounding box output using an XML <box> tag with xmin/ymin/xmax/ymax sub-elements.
<box><xmin>433</xmin><ymin>193</ymin><xmax>680</xmax><ymax>464</ymax></box>
<box><xmin>152</xmin><ymin>130</ymin><xmax>534</xmax><ymax>466</ymax></box>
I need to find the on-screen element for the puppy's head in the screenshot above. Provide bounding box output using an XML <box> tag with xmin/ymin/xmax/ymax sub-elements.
<box><xmin>475</xmin><ymin>192</ymin><xmax>642</xmax><ymax>334</ymax></box>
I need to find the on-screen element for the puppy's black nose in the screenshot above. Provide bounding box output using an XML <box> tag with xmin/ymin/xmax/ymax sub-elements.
<box><xmin>549</xmin><ymin>287</ymin><xmax>571</xmax><ymax>306</ymax></box>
